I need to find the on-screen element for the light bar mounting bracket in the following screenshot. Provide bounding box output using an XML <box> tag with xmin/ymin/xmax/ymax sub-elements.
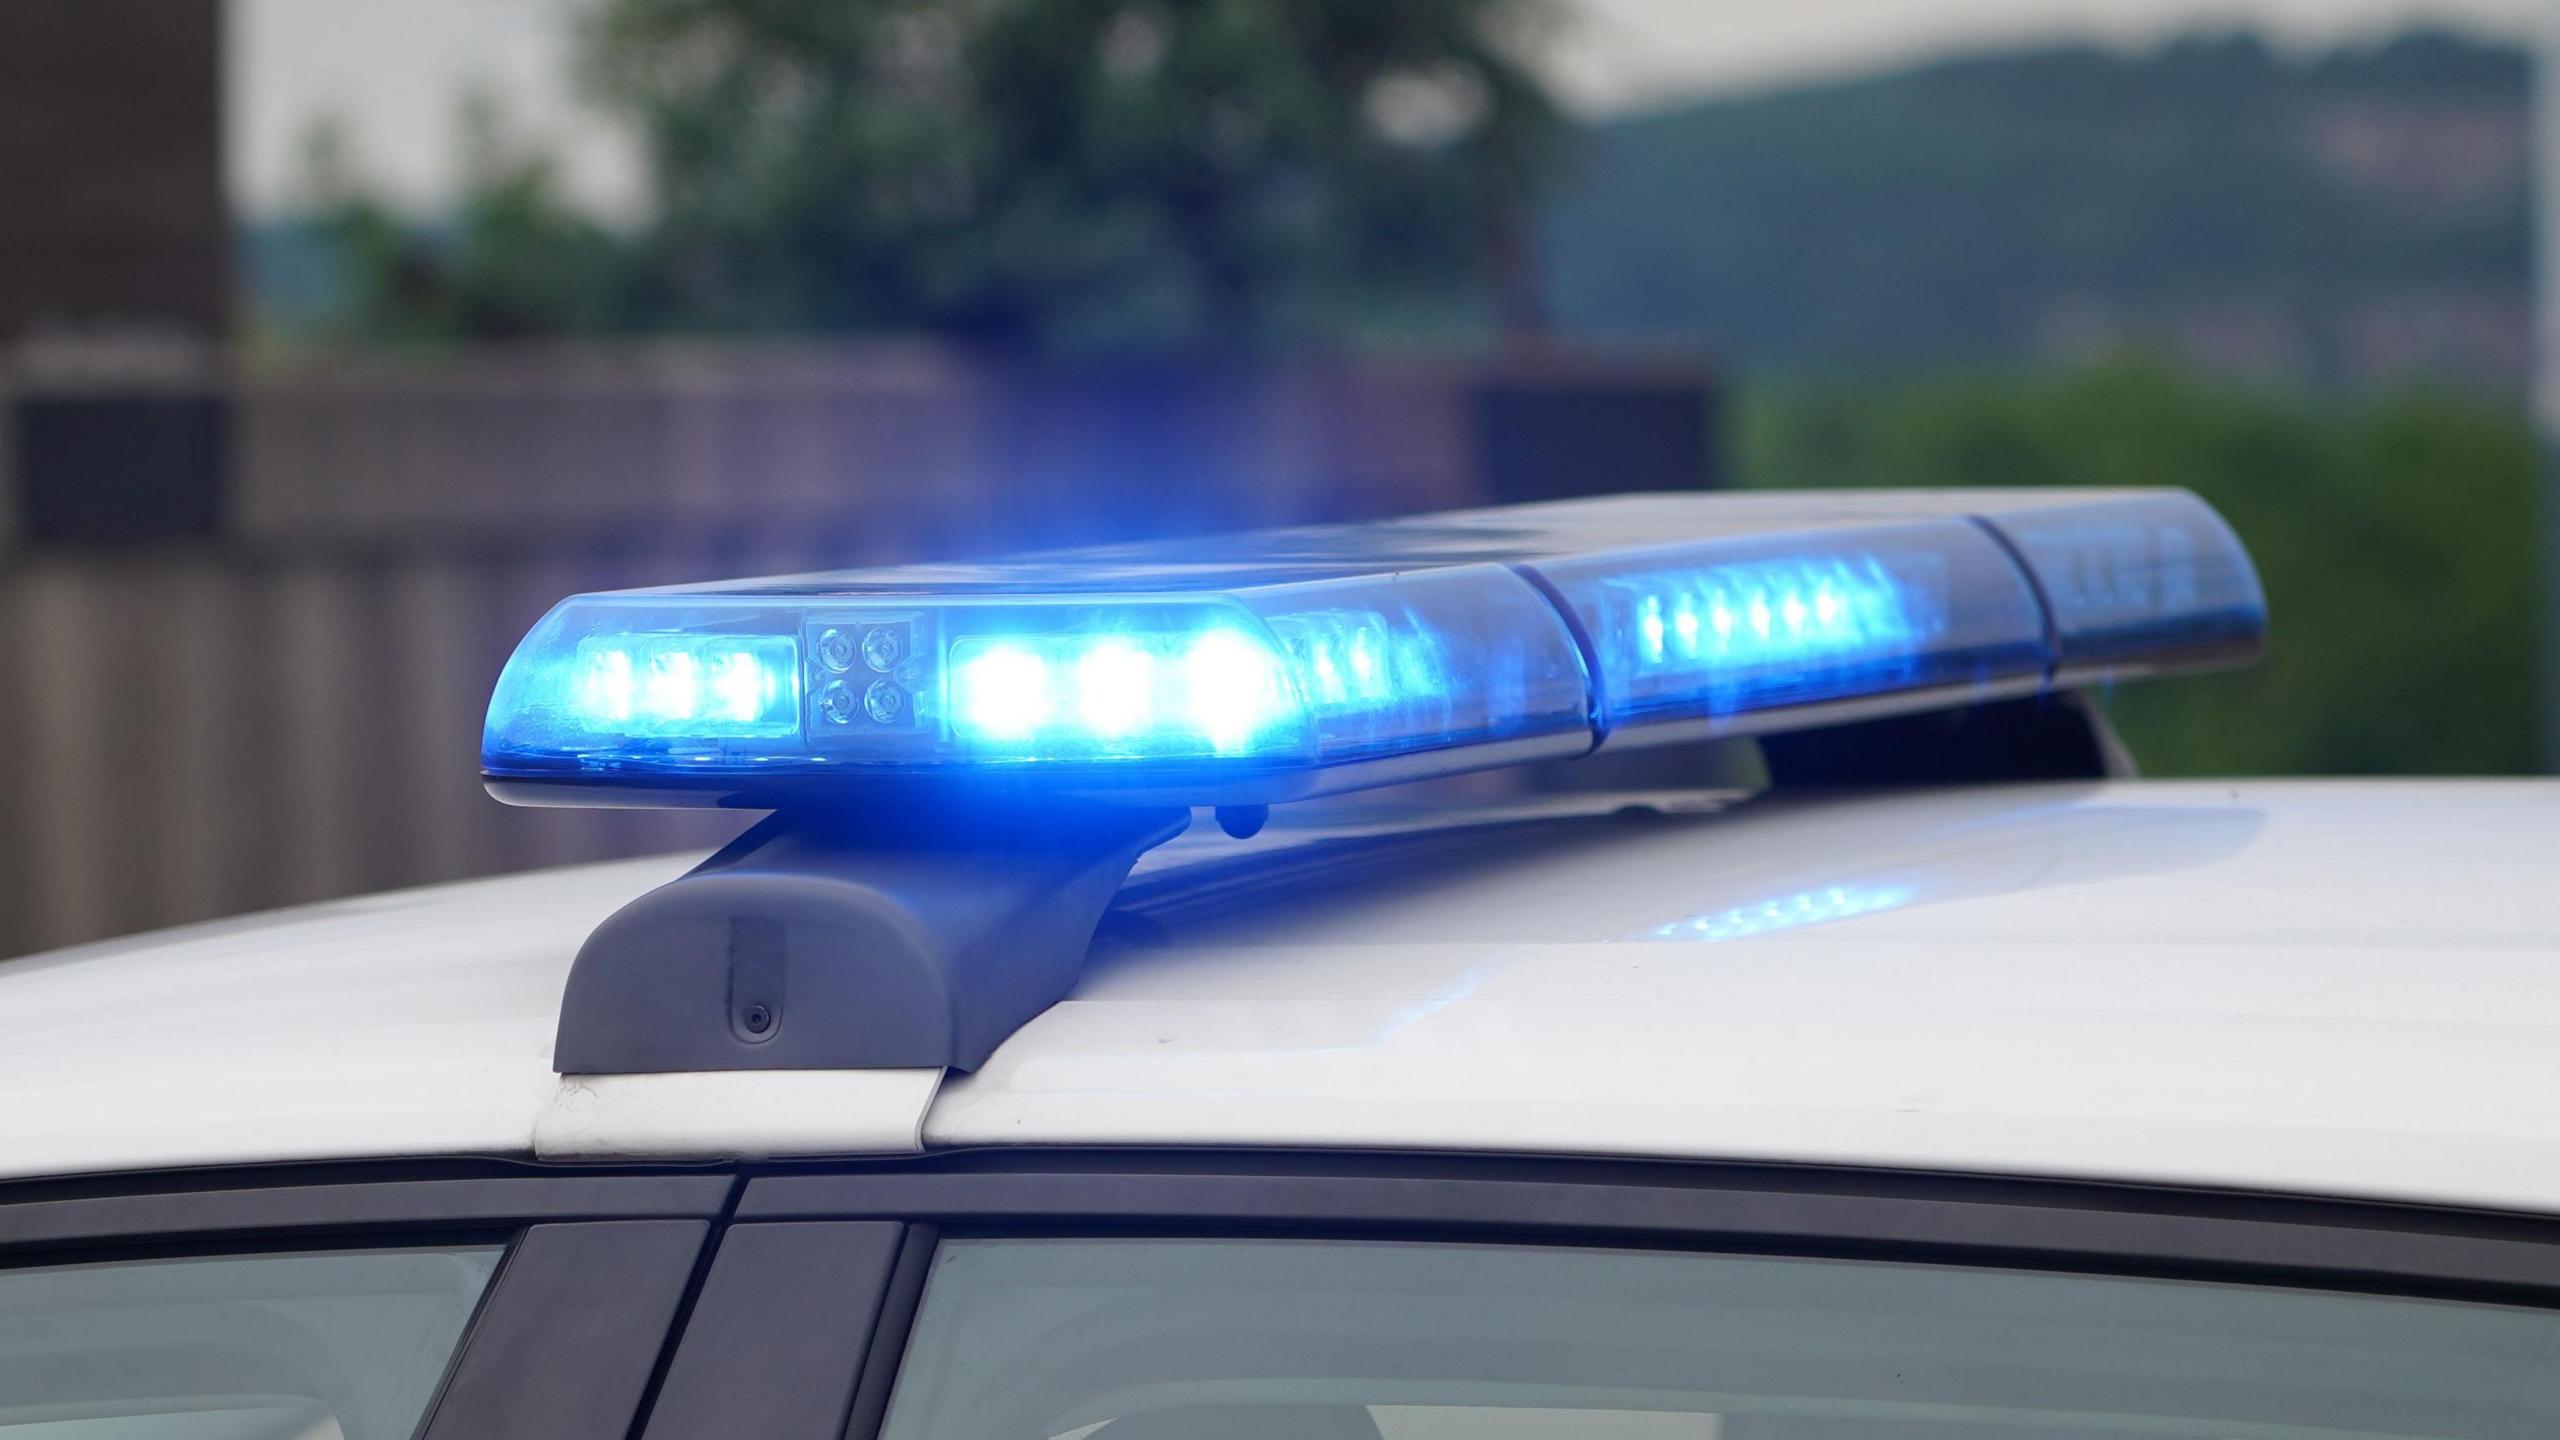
<box><xmin>553</xmin><ymin>799</ymin><xmax>1188</xmax><ymax>1075</ymax></box>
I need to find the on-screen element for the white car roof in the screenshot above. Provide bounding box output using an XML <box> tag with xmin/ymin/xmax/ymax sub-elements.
<box><xmin>5</xmin><ymin>778</ymin><xmax>2559</xmax><ymax>1213</ymax></box>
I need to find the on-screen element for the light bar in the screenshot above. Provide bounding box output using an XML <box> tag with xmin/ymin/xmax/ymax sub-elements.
<box><xmin>483</xmin><ymin>489</ymin><xmax>2265</xmax><ymax>806</ymax></box>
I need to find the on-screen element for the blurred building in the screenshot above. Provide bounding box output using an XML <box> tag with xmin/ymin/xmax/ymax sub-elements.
<box><xmin>0</xmin><ymin>0</ymin><xmax>228</xmax><ymax>346</ymax></box>
<box><xmin>2</xmin><ymin>0</ymin><xmax>232</xmax><ymax>560</ymax></box>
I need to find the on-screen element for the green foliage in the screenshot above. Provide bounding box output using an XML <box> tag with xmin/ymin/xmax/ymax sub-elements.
<box><xmin>441</xmin><ymin>91</ymin><xmax>635</xmax><ymax>338</ymax></box>
<box><xmin>581</xmin><ymin>0</ymin><xmax>1562</xmax><ymax>350</ymax></box>
<box><xmin>1737</xmin><ymin>359</ymin><xmax>2542</xmax><ymax>775</ymax></box>
<box><xmin>288</xmin><ymin>94</ymin><xmax>633</xmax><ymax>343</ymax></box>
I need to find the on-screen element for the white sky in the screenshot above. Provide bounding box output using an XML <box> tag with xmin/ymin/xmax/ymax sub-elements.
<box><xmin>227</xmin><ymin>0</ymin><xmax>2549</xmax><ymax>218</ymax></box>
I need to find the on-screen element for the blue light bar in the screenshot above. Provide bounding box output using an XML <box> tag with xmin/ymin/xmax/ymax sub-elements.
<box><xmin>483</xmin><ymin>489</ymin><xmax>2264</xmax><ymax>806</ymax></box>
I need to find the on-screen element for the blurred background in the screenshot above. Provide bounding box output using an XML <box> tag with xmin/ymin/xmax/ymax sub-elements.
<box><xmin>0</xmin><ymin>0</ymin><xmax>2547</xmax><ymax>956</ymax></box>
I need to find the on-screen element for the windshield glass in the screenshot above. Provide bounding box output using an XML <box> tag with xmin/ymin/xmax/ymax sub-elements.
<box><xmin>0</xmin><ymin>1245</ymin><xmax>501</xmax><ymax>1440</ymax></box>
<box><xmin>882</xmin><ymin>1237</ymin><xmax>2560</xmax><ymax>1440</ymax></box>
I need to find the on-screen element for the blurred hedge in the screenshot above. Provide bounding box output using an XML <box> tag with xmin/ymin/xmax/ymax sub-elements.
<box><xmin>1734</xmin><ymin>359</ymin><xmax>2542</xmax><ymax>775</ymax></box>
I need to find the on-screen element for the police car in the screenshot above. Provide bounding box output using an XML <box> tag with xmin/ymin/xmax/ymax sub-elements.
<box><xmin>5</xmin><ymin>489</ymin><xmax>2558</xmax><ymax>1440</ymax></box>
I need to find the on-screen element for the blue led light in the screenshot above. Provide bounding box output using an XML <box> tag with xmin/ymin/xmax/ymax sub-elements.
<box><xmin>1182</xmin><ymin>629</ymin><xmax>1293</xmax><ymax>753</ymax></box>
<box><xmin>955</xmin><ymin>644</ymin><xmax>1055</xmax><ymax>741</ymax></box>
<box><xmin>1528</xmin><ymin>519</ymin><xmax>2049</xmax><ymax>737</ymax></box>
<box><xmin>557</xmin><ymin>633</ymin><xmax>799</xmax><ymax>740</ymax></box>
<box><xmin>944</xmin><ymin>625</ymin><xmax>1302</xmax><ymax>760</ymax></box>
<box><xmin>1074</xmin><ymin>640</ymin><xmax>1155</xmax><ymax>738</ymax></box>
<box><xmin>481</xmin><ymin>489</ymin><xmax>2264</xmax><ymax>805</ymax></box>
<box><xmin>1622</xmin><ymin>556</ymin><xmax>1915</xmax><ymax>672</ymax></box>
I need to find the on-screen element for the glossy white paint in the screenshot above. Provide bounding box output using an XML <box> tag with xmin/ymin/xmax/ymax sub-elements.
<box><xmin>930</xmin><ymin>780</ymin><xmax>2560</xmax><ymax>1212</ymax></box>
<box><xmin>536</xmin><ymin>1069</ymin><xmax>940</xmax><ymax>1160</ymax></box>
<box><xmin>0</xmin><ymin>854</ymin><xmax>936</xmax><ymax>1181</ymax></box>
<box><xmin>4</xmin><ymin>779</ymin><xmax>2559</xmax><ymax>1210</ymax></box>
<box><xmin>0</xmin><ymin>859</ymin><xmax>667</xmax><ymax>1182</ymax></box>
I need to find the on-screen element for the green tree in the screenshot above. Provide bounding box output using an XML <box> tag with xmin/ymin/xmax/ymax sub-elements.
<box><xmin>290</xmin><ymin>90</ymin><xmax>632</xmax><ymax>344</ymax></box>
<box><xmin>582</xmin><ymin>0</ymin><xmax>1563</xmax><ymax>349</ymax></box>
<box><xmin>1738</xmin><ymin>358</ymin><xmax>2542</xmax><ymax>776</ymax></box>
<box><xmin>442</xmin><ymin>88</ymin><xmax>634</xmax><ymax>339</ymax></box>
<box><xmin>291</xmin><ymin>114</ymin><xmax>449</xmax><ymax>344</ymax></box>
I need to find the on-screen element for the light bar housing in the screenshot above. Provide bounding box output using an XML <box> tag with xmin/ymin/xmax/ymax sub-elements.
<box><xmin>484</xmin><ymin>489</ymin><xmax>2264</xmax><ymax>807</ymax></box>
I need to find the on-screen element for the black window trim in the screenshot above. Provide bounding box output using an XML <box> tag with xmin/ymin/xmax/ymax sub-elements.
<box><xmin>638</xmin><ymin>1219</ymin><xmax>922</xmax><ymax>1440</ymax></box>
<box><xmin>840</xmin><ymin>1220</ymin><xmax>937</xmax><ymax>1440</ymax></box>
<box><xmin>419</xmin><ymin>1216</ymin><xmax>716</xmax><ymax>1440</ymax></box>
<box><xmin>71</xmin><ymin>1147</ymin><xmax>2560</xmax><ymax>1294</ymax></box>
<box><xmin>0</xmin><ymin>1160</ymin><xmax>735</xmax><ymax>1256</ymax></box>
<box><xmin>742</xmin><ymin>1149</ymin><xmax>2560</xmax><ymax>1310</ymax></box>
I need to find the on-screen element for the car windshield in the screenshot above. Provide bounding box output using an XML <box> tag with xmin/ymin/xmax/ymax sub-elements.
<box><xmin>881</xmin><ymin>1238</ymin><xmax>2560</xmax><ymax>1440</ymax></box>
<box><xmin>0</xmin><ymin>1245</ymin><xmax>501</xmax><ymax>1440</ymax></box>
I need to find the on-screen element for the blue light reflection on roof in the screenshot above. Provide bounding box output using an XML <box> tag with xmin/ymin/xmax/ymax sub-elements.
<box><xmin>1644</xmin><ymin>883</ymin><xmax>1918</xmax><ymax>942</ymax></box>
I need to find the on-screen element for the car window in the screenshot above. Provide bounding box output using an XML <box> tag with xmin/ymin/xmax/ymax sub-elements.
<box><xmin>0</xmin><ymin>1244</ymin><xmax>501</xmax><ymax>1440</ymax></box>
<box><xmin>880</xmin><ymin>1237</ymin><xmax>2560</xmax><ymax>1440</ymax></box>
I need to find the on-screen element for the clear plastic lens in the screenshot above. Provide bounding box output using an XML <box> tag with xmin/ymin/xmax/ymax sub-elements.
<box><xmin>1241</xmin><ymin>570</ymin><xmax>1590</xmax><ymax>766</ymax></box>
<box><xmin>1529</xmin><ymin>520</ymin><xmax>2048</xmax><ymax>735</ymax></box>
<box><xmin>1979</xmin><ymin>492</ymin><xmax>2267</xmax><ymax>678</ymax></box>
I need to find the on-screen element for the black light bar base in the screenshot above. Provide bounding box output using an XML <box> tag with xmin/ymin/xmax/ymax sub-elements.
<box><xmin>1758</xmin><ymin>691</ymin><xmax>2133</xmax><ymax>786</ymax></box>
<box><xmin>554</xmin><ymin>801</ymin><xmax>1189</xmax><ymax>1075</ymax></box>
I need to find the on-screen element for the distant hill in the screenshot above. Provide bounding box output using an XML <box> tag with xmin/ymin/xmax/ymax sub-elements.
<box><xmin>1538</xmin><ymin>31</ymin><xmax>2532</xmax><ymax>392</ymax></box>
